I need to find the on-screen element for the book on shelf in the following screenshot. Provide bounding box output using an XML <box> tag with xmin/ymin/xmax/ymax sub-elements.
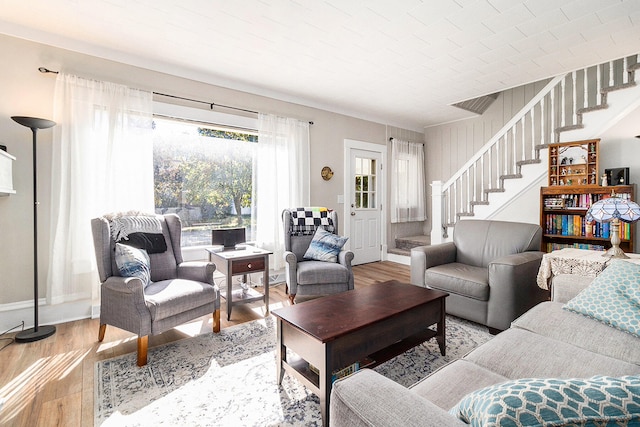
<box><xmin>543</xmin><ymin>214</ymin><xmax>630</xmax><ymax>240</ymax></box>
<box><xmin>545</xmin><ymin>242</ymin><xmax>605</xmax><ymax>252</ymax></box>
<box><xmin>309</xmin><ymin>361</ymin><xmax>362</xmax><ymax>383</ymax></box>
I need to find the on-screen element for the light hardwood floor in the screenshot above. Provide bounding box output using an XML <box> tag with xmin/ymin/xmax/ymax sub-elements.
<box><xmin>0</xmin><ymin>261</ymin><xmax>409</xmax><ymax>427</ymax></box>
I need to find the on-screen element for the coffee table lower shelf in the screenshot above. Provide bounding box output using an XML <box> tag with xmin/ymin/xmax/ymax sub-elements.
<box><xmin>282</xmin><ymin>328</ymin><xmax>438</xmax><ymax>392</ymax></box>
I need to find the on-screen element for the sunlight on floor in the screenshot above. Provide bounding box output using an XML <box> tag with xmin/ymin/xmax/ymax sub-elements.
<box><xmin>174</xmin><ymin>319</ymin><xmax>209</xmax><ymax>337</ymax></box>
<box><xmin>0</xmin><ymin>348</ymin><xmax>91</xmax><ymax>425</ymax></box>
<box><xmin>251</xmin><ymin>301</ymin><xmax>285</xmax><ymax>317</ymax></box>
<box><xmin>96</xmin><ymin>335</ymin><xmax>137</xmax><ymax>353</ymax></box>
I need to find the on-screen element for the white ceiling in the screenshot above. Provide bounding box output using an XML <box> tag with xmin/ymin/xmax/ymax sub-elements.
<box><xmin>1</xmin><ymin>0</ymin><xmax>640</xmax><ymax>131</ymax></box>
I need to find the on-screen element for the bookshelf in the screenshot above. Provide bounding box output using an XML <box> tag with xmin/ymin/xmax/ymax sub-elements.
<box><xmin>540</xmin><ymin>185</ymin><xmax>636</xmax><ymax>253</ymax></box>
<box><xmin>548</xmin><ymin>139</ymin><xmax>599</xmax><ymax>187</ymax></box>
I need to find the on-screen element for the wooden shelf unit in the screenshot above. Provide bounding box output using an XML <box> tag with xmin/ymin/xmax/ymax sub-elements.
<box><xmin>540</xmin><ymin>185</ymin><xmax>636</xmax><ymax>253</ymax></box>
<box><xmin>548</xmin><ymin>139</ymin><xmax>599</xmax><ymax>187</ymax></box>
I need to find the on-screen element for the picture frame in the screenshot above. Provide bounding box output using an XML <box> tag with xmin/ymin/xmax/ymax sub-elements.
<box><xmin>605</xmin><ymin>167</ymin><xmax>629</xmax><ymax>186</ymax></box>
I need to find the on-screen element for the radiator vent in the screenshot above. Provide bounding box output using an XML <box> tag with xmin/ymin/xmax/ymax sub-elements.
<box><xmin>451</xmin><ymin>93</ymin><xmax>498</xmax><ymax>115</ymax></box>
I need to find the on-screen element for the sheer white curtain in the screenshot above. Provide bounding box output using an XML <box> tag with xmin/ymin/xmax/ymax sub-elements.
<box><xmin>253</xmin><ymin>114</ymin><xmax>310</xmax><ymax>270</ymax></box>
<box><xmin>391</xmin><ymin>138</ymin><xmax>426</xmax><ymax>223</ymax></box>
<box><xmin>47</xmin><ymin>73</ymin><xmax>154</xmax><ymax>304</ymax></box>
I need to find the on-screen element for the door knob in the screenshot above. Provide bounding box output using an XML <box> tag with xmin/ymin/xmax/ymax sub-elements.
<box><xmin>350</xmin><ymin>212</ymin><xmax>356</xmax><ymax>216</ymax></box>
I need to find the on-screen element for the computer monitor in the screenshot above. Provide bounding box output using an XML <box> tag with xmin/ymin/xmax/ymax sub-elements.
<box><xmin>212</xmin><ymin>227</ymin><xmax>246</xmax><ymax>249</ymax></box>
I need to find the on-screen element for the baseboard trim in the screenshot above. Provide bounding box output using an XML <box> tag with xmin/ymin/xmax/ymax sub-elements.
<box><xmin>386</xmin><ymin>252</ymin><xmax>410</xmax><ymax>265</ymax></box>
<box><xmin>0</xmin><ymin>299</ymin><xmax>93</xmax><ymax>332</ymax></box>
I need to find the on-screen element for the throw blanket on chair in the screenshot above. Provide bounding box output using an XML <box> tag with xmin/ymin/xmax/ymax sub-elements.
<box><xmin>107</xmin><ymin>213</ymin><xmax>168</xmax><ymax>254</ymax></box>
<box><xmin>290</xmin><ymin>207</ymin><xmax>335</xmax><ymax>235</ymax></box>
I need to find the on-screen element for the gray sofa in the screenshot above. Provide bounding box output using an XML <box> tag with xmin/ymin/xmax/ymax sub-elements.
<box><xmin>411</xmin><ymin>219</ymin><xmax>548</xmax><ymax>332</ymax></box>
<box><xmin>330</xmin><ymin>274</ymin><xmax>640</xmax><ymax>426</ymax></box>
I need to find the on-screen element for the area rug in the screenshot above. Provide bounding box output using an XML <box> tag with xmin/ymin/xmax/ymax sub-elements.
<box><xmin>95</xmin><ymin>315</ymin><xmax>491</xmax><ymax>426</ymax></box>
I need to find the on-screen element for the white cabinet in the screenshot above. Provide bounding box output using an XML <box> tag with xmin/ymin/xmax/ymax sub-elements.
<box><xmin>0</xmin><ymin>149</ymin><xmax>16</xmax><ymax>196</ymax></box>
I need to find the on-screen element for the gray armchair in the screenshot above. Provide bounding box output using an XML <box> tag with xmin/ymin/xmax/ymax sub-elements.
<box><xmin>411</xmin><ymin>219</ymin><xmax>547</xmax><ymax>333</ymax></box>
<box><xmin>282</xmin><ymin>208</ymin><xmax>354</xmax><ymax>304</ymax></box>
<box><xmin>91</xmin><ymin>213</ymin><xmax>221</xmax><ymax>366</ymax></box>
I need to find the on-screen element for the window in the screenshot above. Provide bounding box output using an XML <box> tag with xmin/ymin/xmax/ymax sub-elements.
<box><xmin>390</xmin><ymin>139</ymin><xmax>426</xmax><ymax>223</ymax></box>
<box><xmin>152</xmin><ymin>116</ymin><xmax>257</xmax><ymax>246</ymax></box>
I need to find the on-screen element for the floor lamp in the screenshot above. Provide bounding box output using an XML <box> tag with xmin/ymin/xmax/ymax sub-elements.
<box><xmin>11</xmin><ymin>116</ymin><xmax>57</xmax><ymax>342</ymax></box>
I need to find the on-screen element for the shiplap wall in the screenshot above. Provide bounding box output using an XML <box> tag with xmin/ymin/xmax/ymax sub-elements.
<box><xmin>422</xmin><ymin>79</ymin><xmax>552</xmax><ymax>233</ymax></box>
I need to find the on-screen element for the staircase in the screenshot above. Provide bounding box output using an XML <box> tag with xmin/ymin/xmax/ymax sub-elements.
<box><xmin>430</xmin><ymin>54</ymin><xmax>640</xmax><ymax>244</ymax></box>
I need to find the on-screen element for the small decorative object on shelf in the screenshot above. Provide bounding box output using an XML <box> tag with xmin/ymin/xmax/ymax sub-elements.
<box><xmin>601</xmin><ymin>174</ymin><xmax>608</xmax><ymax>187</ymax></box>
<box><xmin>540</xmin><ymin>185</ymin><xmax>636</xmax><ymax>254</ymax></box>
<box><xmin>547</xmin><ymin>139</ymin><xmax>599</xmax><ymax>188</ymax></box>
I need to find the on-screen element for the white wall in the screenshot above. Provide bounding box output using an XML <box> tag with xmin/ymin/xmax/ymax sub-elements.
<box><xmin>0</xmin><ymin>34</ymin><xmax>417</xmax><ymax>330</ymax></box>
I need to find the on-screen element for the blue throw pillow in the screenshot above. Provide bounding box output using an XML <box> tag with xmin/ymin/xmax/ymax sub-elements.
<box><xmin>450</xmin><ymin>375</ymin><xmax>640</xmax><ymax>427</ymax></box>
<box><xmin>303</xmin><ymin>227</ymin><xmax>348</xmax><ymax>263</ymax></box>
<box><xmin>564</xmin><ymin>259</ymin><xmax>640</xmax><ymax>338</ymax></box>
<box><xmin>115</xmin><ymin>243</ymin><xmax>151</xmax><ymax>288</ymax></box>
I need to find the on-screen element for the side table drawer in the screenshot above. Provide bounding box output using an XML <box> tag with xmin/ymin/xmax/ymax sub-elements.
<box><xmin>232</xmin><ymin>257</ymin><xmax>265</xmax><ymax>274</ymax></box>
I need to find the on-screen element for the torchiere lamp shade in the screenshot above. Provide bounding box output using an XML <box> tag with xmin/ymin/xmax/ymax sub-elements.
<box><xmin>11</xmin><ymin>116</ymin><xmax>55</xmax><ymax>130</ymax></box>
<box><xmin>586</xmin><ymin>196</ymin><xmax>640</xmax><ymax>259</ymax></box>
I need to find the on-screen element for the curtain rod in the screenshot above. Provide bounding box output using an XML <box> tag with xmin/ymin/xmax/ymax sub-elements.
<box><xmin>389</xmin><ymin>136</ymin><xmax>424</xmax><ymax>145</ymax></box>
<box><xmin>38</xmin><ymin>67</ymin><xmax>314</xmax><ymax>125</ymax></box>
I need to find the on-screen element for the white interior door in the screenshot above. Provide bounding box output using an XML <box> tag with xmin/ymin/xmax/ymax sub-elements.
<box><xmin>345</xmin><ymin>143</ymin><xmax>384</xmax><ymax>265</ymax></box>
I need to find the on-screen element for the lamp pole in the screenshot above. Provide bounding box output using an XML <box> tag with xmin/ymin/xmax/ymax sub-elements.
<box><xmin>11</xmin><ymin>116</ymin><xmax>57</xmax><ymax>342</ymax></box>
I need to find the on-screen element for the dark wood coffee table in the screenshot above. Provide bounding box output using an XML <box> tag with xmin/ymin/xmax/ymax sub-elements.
<box><xmin>272</xmin><ymin>280</ymin><xmax>448</xmax><ymax>425</ymax></box>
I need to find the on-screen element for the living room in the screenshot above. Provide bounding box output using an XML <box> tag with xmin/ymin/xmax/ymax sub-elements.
<box><xmin>1</xmin><ymin>1</ymin><xmax>640</xmax><ymax>425</ymax></box>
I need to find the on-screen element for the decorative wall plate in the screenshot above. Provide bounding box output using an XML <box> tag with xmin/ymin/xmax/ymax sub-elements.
<box><xmin>321</xmin><ymin>166</ymin><xmax>334</xmax><ymax>181</ymax></box>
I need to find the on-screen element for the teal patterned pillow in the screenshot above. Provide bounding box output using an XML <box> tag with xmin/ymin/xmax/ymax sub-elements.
<box><xmin>564</xmin><ymin>259</ymin><xmax>640</xmax><ymax>338</ymax></box>
<box><xmin>303</xmin><ymin>227</ymin><xmax>348</xmax><ymax>263</ymax></box>
<box><xmin>115</xmin><ymin>243</ymin><xmax>151</xmax><ymax>288</ymax></box>
<box><xmin>450</xmin><ymin>375</ymin><xmax>640</xmax><ymax>427</ymax></box>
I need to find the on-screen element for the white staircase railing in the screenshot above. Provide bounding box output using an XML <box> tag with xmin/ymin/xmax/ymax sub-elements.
<box><xmin>431</xmin><ymin>54</ymin><xmax>639</xmax><ymax>242</ymax></box>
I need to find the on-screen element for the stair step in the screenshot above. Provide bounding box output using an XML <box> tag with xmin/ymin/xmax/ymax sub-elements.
<box><xmin>457</xmin><ymin>212</ymin><xmax>475</xmax><ymax>218</ymax></box>
<box><xmin>516</xmin><ymin>159</ymin><xmax>541</xmax><ymax>166</ymax></box>
<box><xmin>388</xmin><ymin>247</ymin><xmax>411</xmax><ymax>256</ymax></box>
<box><xmin>470</xmin><ymin>200</ymin><xmax>489</xmax><ymax>206</ymax></box>
<box><xmin>555</xmin><ymin>124</ymin><xmax>584</xmax><ymax>133</ymax></box>
<box><xmin>500</xmin><ymin>173</ymin><xmax>522</xmax><ymax>180</ymax></box>
<box><xmin>577</xmin><ymin>104</ymin><xmax>608</xmax><ymax>114</ymax></box>
<box><xmin>602</xmin><ymin>81</ymin><xmax>637</xmax><ymax>93</ymax></box>
<box><xmin>485</xmin><ymin>188</ymin><xmax>505</xmax><ymax>193</ymax></box>
<box><xmin>394</xmin><ymin>235</ymin><xmax>430</xmax><ymax>251</ymax></box>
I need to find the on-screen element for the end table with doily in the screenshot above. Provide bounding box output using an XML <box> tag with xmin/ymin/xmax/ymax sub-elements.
<box><xmin>536</xmin><ymin>247</ymin><xmax>640</xmax><ymax>291</ymax></box>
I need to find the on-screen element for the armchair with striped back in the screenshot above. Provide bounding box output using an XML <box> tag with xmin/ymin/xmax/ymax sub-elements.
<box><xmin>281</xmin><ymin>207</ymin><xmax>354</xmax><ymax>304</ymax></box>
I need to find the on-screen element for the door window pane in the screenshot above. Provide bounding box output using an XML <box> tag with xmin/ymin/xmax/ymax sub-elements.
<box><xmin>354</xmin><ymin>156</ymin><xmax>377</xmax><ymax>209</ymax></box>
